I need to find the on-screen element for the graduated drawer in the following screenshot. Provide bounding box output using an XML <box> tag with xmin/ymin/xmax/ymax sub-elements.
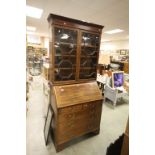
<box><xmin>58</xmin><ymin>104</ymin><xmax>82</xmax><ymax>115</ymax></box>
<box><xmin>57</xmin><ymin>119</ymin><xmax>99</xmax><ymax>144</ymax></box>
<box><xmin>58</xmin><ymin>100</ymin><xmax>101</xmax><ymax>114</ymax></box>
<box><xmin>58</xmin><ymin>102</ymin><xmax>101</xmax><ymax>124</ymax></box>
<box><xmin>57</xmin><ymin>111</ymin><xmax>100</xmax><ymax>132</ymax></box>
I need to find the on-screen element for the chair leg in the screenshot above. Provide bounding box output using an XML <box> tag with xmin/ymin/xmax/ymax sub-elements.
<box><xmin>121</xmin><ymin>97</ymin><xmax>124</xmax><ymax>102</ymax></box>
<box><xmin>113</xmin><ymin>100</ymin><xmax>117</xmax><ymax>109</ymax></box>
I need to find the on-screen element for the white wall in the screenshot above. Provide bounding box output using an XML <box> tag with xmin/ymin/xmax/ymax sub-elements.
<box><xmin>43</xmin><ymin>37</ymin><xmax>49</xmax><ymax>56</ymax></box>
<box><xmin>99</xmin><ymin>39</ymin><xmax>129</xmax><ymax>64</ymax></box>
<box><xmin>100</xmin><ymin>39</ymin><xmax>129</xmax><ymax>51</ymax></box>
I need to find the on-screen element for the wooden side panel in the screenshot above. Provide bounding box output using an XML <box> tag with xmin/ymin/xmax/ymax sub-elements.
<box><xmin>123</xmin><ymin>62</ymin><xmax>129</xmax><ymax>74</ymax></box>
<box><xmin>121</xmin><ymin>118</ymin><xmax>129</xmax><ymax>155</ymax></box>
<box><xmin>121</xmin><ymin>134</ymin><xmax>129</xmax><ymax>155</ymax></box>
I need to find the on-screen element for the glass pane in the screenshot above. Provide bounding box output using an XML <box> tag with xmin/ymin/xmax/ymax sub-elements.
<box><xmin>54</xmin><ymin>27</ymin><xmax>77</xmax><ymax>81</ymax></box>
<box><xmin>55</xmin><ymin>43</ymin><xmax>76</xmax><ymax>55</ymax></box>
<box><xmin>80</xmin><ymin>58</ymin><xmax>97</xmax><ymax>68</ymax></box>
<box><xmin>79</xmin><ymin>32</ymin><xmax>99</xmax><ymax>80</ymax></box>
<box><xmin>79</xmin><ymin>68</ymin><xmax>96</xmax><ymax>79</ymax></box>
<box><xmin>55</xmin><ymin>56</ymin><xmax>76</xmax><ymax>66</ymax></box>
<box><xmin>81</xmin><ymin>46</ymin><xmax>98</xmax><ymax>56</ymax></box>
<box><xmin>55</xmin><ymin>67</ymin><xmax>76</xmax><ymax>81</ymax></box>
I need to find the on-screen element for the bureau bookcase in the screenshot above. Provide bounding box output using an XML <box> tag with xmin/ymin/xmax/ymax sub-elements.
<box><xmin>47</xmin><ymin>14</ymin><xmax>104</xmax><ymax>151</ymax></box>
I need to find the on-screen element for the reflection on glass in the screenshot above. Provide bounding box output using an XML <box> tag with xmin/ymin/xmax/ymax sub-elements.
<box><xmin>55</xmin><ymin>27</ymin><xmax>77</xmax><ymax>44</ymax></box>
<box><xmin>82</xmin><ymin>33</ymin><xmax>99</xmax><ymax>47</ymax></box>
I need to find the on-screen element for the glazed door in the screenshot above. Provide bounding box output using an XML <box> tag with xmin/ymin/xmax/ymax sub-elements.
<box><xmin>54</xmin><ymin>27</ymin><xmax>78</xmax><ymax>81</ymax></box>
<box><xmin>79</xmin><ymin>31</ymin><xmax>100</xmax><ymax>80</ymax></box>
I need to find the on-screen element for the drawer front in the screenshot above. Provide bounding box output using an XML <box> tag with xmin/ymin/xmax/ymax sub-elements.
<box><xmin>58</xmin><ymin>104</ymin><xmax>82</xmax><ymax>114</ymax></box>
<box><xmin>57</xmin><ymin>101</ymin><xmax>102</xmax><ymax>144</ymax></box>
<box><xmin>58</xmin><ymin>101</ymin><xmax>102</xmax><ymax>123</ymax></box>
<box><xmin>58</xmin><ymin>111</ymin><xmax>100</xmax><ymax>132</ymax></box>
<box><xmin>58</xmin><ymin>100</ymin><xmax>102</xmax><ymax>113</ymax></box>
<box><xmin>57</xmin><ymin>119</ymin><xmax>100</xmax><ymax>144</ymax></box>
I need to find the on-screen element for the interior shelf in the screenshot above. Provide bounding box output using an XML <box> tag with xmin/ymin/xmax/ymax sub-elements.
<box><xmin>80</xmin><ymin>67</ymin><xmax>96</xmax><ymax>69</ymax></box>
<box><xmin>55</xmin><ymin>42</ymin><xmax>77</xmax><ymax>46</ymax></box>
<box><xmin>55</xmin><ymin>67</ymin><xmax>75</xmax><ymax>70</ymax></box>
<box><xmin>80</xmin><ymin>55</ymin><xmax>96</xmax><ymax>58</ymax></box>
<box><xmin>55</xmin><ymin>54</ymin><xmax>76</xmax><ymax>57</ymax></box>
<box><xmin>81</xmin><ymin>44</ymin><xmax>98</xmax><ymax>48</ymax></box>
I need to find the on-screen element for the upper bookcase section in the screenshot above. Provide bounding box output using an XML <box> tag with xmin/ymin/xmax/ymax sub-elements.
<box><xmin>47</xmin><ymin>14</ymin><xmax>104</xmax><ymax>85</ymax></box>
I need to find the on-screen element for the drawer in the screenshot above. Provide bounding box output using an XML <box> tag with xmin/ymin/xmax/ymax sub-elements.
<box><xmin>58</xmin><ymin>112</ymin><xmax>76</xmax><ymax>123</ymax></box>
<box><xmin>58</xmin><ymin>109</ymin><xmax>101</xmax><ymax>133</ymax></box>
<box><xmin>58</xmin><ymin>104</ymin><xmax>82</xmax><ymax>114</ymax></box>
<box><xmin>58</xmin><ymin>112</ymin><xmax>100</xmax><ymax>131</ymax></box>
<box><xmin>58</xmin><ymin>100</ymin><xmax>102</xmax><ymax>115</ymax></box>
<box><xmin>58</xmin><ymin>105</ymin><xmax>101</xmax><ymax>124</ymax></box>
<box><xmin>58</xmin><ymin>109</ymin><xmax>99</xmax><ymax>124</ymax></box>
<box><xmin>82</xmin><ymin>101</ymin><xmax>101</xmax><ymax>110</ymax></box>
<box><xmin>57</xmin><ymin>119</ymin><xmax>99</xmax><ymax>144</ymax></box>
<box><xmin>56</xmin><ymin>101</ymin><xmax>102</xmax><ymax>144</ymax></box>
<box><xmin>57</xmin><ymin>128</ymin><xmax>76</xmax><ymax>144</ymax></box>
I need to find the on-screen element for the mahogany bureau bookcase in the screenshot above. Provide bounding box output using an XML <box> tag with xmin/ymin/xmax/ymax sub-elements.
<box><xmin>47</xmin><ymin>14</ymin><xmax>104</xmax><ymax>152</ymax></box>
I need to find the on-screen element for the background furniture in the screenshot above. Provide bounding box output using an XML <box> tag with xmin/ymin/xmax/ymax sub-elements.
<box><xmin>42</xmin><ymin>63</ymin><xmax>50</xmax><ymax>117</ymax></box>
<box><xmin>104</xmin><ymin>85</ymin><xmax>128</xmax><ymax>108</ymax></box>
<box><xmin>123</xmin><ymin>62</ymin><xmax>129</xmax><ymax>74</ymax></box>
<box><xmin>104</xmin><ymin>71</ymin><xmax>128</xmax><ymax>108</ymax></box>
<box><xmin>106</xmin><ymin>118</ymin><xmax>129</xmax><ymax>155</ymax></box>
<box><xmin>97</xmin><ymin>73</ymin><xmax>108</xmax><ymax>94</ymax></box>
<box><xmin>110</xmin><ymin>60</ymin><xmax>129</xmax><ymax>73</ymax></box>
<box><xmin>48</xmin><ymin>14</ymin><xmax>104</xmax><ymax>151</ymax></box>
<box><xmin>27</xmin><ymin>55</ymin><xmax>43</xmax><ymax>76</ymax></box>
<box><xmin>121</xmin><ymin>118</ymin><xmax>129</xmax><ymax>155</ymax></box>
<box><xmin>43</xmin><ymin>79</ymin><xmax>50</xmax><ymax>117</ymax></box>
<box><xmin>98</xmin><ymin>53</ymin><xmax>110</xmax><ymax>72</ymax></box>
<box><xmin>42</xmin><ymin>63</ymin><xmax>49</xmax><ymax>81</ymax></box>
<box><xmin>26</xmin><ymin>72</ymin><xmax>33</xmax><ymax>115</ymax></box>
<box><xmin>44</xmin><ymin>104</ymin><xmax>53</xmax><ymax>145</ymax></box>
<box><xmin>106</xmin><ymin>134</ymin><xmax>124</xmax><ymax>155</ymax></box>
